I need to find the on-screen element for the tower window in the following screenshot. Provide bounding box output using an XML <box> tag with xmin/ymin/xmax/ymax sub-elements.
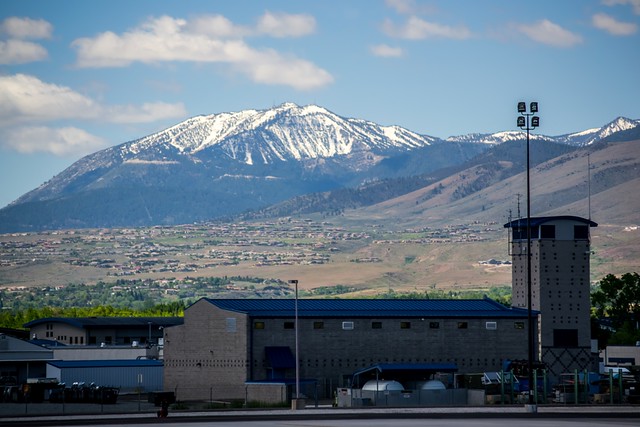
<box><xmin>541</xmin><ymin>225</ymin><xmax>555</xmax><ymax>239</ymax></box>
<box><xmin>553</xmin><ymin>329</ymin><xmax>579</xmax><ymax>347</ymax></box>
<box><xmin>574</xmin><ymin>225</ymin><xmax>589</xmax><ymax>240</ymax></box>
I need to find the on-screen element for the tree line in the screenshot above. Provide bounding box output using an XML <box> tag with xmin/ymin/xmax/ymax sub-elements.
<box><xmin>1</xmin><ymin>273</ymin><xmax>638</xmax><ymax>348</ymax></box>
<box><xmin>0</xmin><ymin>301</ymin><xmax>186</xmax><ymax>330</ymax></box>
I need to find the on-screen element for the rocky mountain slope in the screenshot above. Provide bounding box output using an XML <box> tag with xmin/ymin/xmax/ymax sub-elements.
<box><xmin>0</xmin><ymin>103</ymin><xmax>638</xmax><ymax>233</ymax></box>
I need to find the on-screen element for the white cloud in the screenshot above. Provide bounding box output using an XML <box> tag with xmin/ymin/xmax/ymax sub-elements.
<box><xmin>592</xmin><ymin>13</ymin><xmax>638</xmax><ymax>35</ymax></box>
<box><xmin>106</xmin><ymin>102</ymin><xmax>188</xmax><ymax>124</ymax></box>
<box><xmin>256</xmin><ymin>11</ymin><xmax>316</xmax><ymax>37</ymax></box>
<box><xmin>237</xmin><ymin>49</ymin><xmax>333</xmax><ymax>90</ymax></box>
<box><xmin>0</xmin><ymin>74</ymin><xmax>98</xmax><ymax>123</ymax></box>
<box><xmin>0</xmin><ymin>17</ymin><xmax>52</xmax><ymax>39</ymax></box>
<box><xmin>4</xmin><ymin>126</ymin><xmax>107</xmax><ymax>156</ymax></box>
<box><xmin>0</xmin><ymin>74</ymin><xmax>186</xmax><ymax>125</ymax></box>
<box><xmin>0</xmin><ymin>39</ymin><xmax>48</xmax><ymax>64</ymax></box>
<box><xmin>71</xmin><ymin>14</ymin><xmax>331</xmax><ymax>90</ymax></box>
<box><xmin>0</xmin><ymin>17</ymin><xmax>52</xmax><ymax>64</ymax></box>
<box><xmin>382</xmin><ymin>16</ymin><xmax>472</xmax><ymax>40</ymax></box>
<box><xmin>602</xmin><ymin>0</ymin><xmax>640</xmax><ymax>15</ymax></box>
<box><xmin>370</xmin><ymin>44</ymin><xmax>404</xmax><ymax>57</ymax></box>
<box><xmin>516</xmin><ymin>19</ymin><xmax>583</xmax><ymax>48</ymax></box>
<box><xmin>188</xmin><ymin>14</ymin><xmax>250</xmax><ymax>38</ymax></box>
<box><xmin>385</xmin><ymin>0</ymin><xmax>437</xmax><ymax>15</ymax></box>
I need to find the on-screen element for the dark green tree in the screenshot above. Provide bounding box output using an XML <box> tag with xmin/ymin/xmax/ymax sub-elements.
<box><xmin>591</xmin><ymin>272</ymin><xmax>640</xmax><ymax>346</ymax></box>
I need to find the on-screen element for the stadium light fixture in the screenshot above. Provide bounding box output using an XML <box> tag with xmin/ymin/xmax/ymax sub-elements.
<box><xmin>517</xmin><ymin>101</ymin><xmax>539</xmax><ymax>407</ymax></box>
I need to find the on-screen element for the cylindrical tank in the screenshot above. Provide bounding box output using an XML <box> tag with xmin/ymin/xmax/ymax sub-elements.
<box><xmin>420</xmin><ymin>380</ymin><xmax>446</xmax><ymax>390</ymax></box>
<box><xmin>362</xmin><ymin>380</ymin><xmax>404</xmax><ymax>391</ymax></box>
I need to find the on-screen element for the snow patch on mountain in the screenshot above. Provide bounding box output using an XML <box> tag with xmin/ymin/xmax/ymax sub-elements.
<box><xmin>119</xmin><ymin>103</ymin><xmax>437</xmax><ymax>166</ymax></box>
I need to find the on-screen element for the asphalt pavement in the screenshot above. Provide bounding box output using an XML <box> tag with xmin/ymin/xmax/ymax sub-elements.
<box><xmin>1</xmin><ymin>404</ymin><xmax>640</xmax><ymax>426</ymax></box>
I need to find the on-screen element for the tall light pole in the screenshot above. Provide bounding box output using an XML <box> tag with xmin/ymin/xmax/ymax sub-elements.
<box><xmin>517</xmin><ymin>101</ymin><xmax>539</xmax><ymax>405</ymax></box>
<box><xmin>288</xmin><ymin>279</ymin><xmax>300</xmax><ymax>402</ymax></box>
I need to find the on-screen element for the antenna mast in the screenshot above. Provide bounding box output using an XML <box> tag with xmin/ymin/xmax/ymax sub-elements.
<box><xmin>588</xmin><ymin>152</ymin><xmax>592</xmax><ymax>221</ymax></box>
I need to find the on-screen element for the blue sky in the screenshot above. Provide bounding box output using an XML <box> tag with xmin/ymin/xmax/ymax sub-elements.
<box><xmin>1</xmin><ymin>0</ymin><xmax>639</xmax><ymax>209</ymax></box>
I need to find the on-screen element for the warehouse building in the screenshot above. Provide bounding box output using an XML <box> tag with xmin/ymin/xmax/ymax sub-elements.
<box><xmin>163</xmin><ymin>298</ymin><xmax>533</xmax><ymax>401</ymax></box>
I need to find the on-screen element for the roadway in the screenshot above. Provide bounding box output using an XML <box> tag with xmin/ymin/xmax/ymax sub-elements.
<box><xmin>2</xmin><ymin>405</ymin><xmax>640</xmax><ymax>427</ymax></box>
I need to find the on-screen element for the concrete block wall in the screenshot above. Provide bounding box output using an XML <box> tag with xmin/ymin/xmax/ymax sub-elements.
<box><xmin>163</xmin><ymin>299</ymin><xmax>249</xmax><ymax>401</ymax></box>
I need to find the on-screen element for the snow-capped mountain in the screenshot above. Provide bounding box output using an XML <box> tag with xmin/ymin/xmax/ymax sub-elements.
<box><xmin>446</xmin><ymin>131</ymin><xmax>556</xmax><ymax>145</ymax></box>
<box><xmin>121</xmin><ymin>102</ymin><xmax>437</xmax><ymax>164</ymax></box>
<box><xmin>554</xmin><ymin>117</ymin><xmax>639</xmax><ymax>146</ymax></box>
<box><xmin>447</xmin><ymin>117</ymin><xmax>639</xmax><ymax>146</ymax></box>
<box><xmin>1</xmin><ymin>104</ymin><xmax>637</xmax><ymax>232</ymax></box>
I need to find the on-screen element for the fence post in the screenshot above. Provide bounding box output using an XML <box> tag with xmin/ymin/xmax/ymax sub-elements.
<box><xmin>573</xmin><ymin>370</ymin><xmax>579</xmax><ymax>405</ymax></box>
<box><xmin>609</xmin><ymin>371</ymin><xmax>614</xmax><ymax>404</ymax></box>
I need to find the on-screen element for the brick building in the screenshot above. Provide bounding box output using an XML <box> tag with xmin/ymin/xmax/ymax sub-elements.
<box><xmin>163</xmin><ymin>298</ymin><xmax>533</xmax><ymax>401</ymax></box>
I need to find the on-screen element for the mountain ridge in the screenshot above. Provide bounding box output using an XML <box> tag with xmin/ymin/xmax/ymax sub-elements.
<box><xmin>1</xmin><ymin>103</ymin><xmax>638</xmax><ymax>233</ymax></box>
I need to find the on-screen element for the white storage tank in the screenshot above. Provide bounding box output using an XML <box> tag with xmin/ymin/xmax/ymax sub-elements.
<box><xmin>420</xmin><ymin>380</ymin><xmax>446</xmax><ymax>390</ymax></box>
<box><xmin>362</xmin><ymin>380</ymin><xmax>404</xmax><ymax>391</ymax></box>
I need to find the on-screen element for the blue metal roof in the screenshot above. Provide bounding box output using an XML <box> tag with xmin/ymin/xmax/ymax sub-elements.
<box><xmin>47</xmin><ymin>359</ymin><xmax>163</xmax><ymax>369</ymax></box>
<box><xmin>202</xmin><ymin>297</ymin><xmax>531</xmax><ymax>319</ymax></box>
<box><xmin>504</xmin><ymin>215</ymin><xmax>597</xmax><ymax>228</ymax></box>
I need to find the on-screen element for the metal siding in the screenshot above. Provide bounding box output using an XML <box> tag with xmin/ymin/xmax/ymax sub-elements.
<box><xmin>55</xmin><ymin>365</ymin><xmax>162</xmax><ymax>392</ymax></box>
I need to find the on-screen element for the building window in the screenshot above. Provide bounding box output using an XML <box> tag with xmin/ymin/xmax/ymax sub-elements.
<box><xmin>541</xmin><ymin>225</ymin><xmax>555</xmax><ymax>239</ymax></box>
<box><xmin>514</xmin><ymin>322</ymin><xmax>525</xmax><ymax>329</ymax></box>
<box><xmin>400</xmin><ymin>321</ymin><xmax>411</xmax><ymax>329</ymax></box>
<box><xmin>553</xmin><ymin>329</ymin><xmax>579</xmax><ymax>347</ymax></box>
<box><xmin>429</xmin><ymin>322</ymin><xmax>440</xmax><ymax>329</ymax></box>
<box><xmin>371</xmin><ymin>321</ymin><xmax>382</xmax><ymax>329</ymax></box>
<box><xmin>226</xmin><ymin>318</ymin><xmax>237</xmax><ymax>333</ymax></box>
<box><xmin>574</xmin><ymin>225</ymin><xmax>589</xmax><ymax>240</ymax></box>
<box><xmin>457</xmin><ymin>322</ymin><xmax>468</xmax><ymax>329</ymax></box>
<box><xmin>342</xmin><ymin>321</ymin><xmax>354</xmax><ymax>330</ymax></box>
<box><xmin>485</xmin><ymin>322</ymin><xmax>497</xmax><ymax>330</ymax></box>
<box><xmin>89</xmin><ymin>336</ymin><xmax>96</xmax><ymax>345</ymax></box>
<box><xmin>254</xmin><ymin>321</ymin><xmax>265</xmax><ymax>330</ymax></box>
<box><xmin>284</xmin><ymin>321</ymin><xmax>295</xmax><ymax>329</ymax></box>
<box><xmin>313</xmin><ymin>321</ymin><xmax>324</xmax><ymax>329</ymax></box>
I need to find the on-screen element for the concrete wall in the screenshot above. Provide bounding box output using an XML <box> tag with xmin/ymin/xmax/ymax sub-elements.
<box><xmin>30</xmin><ymin>323</ymin><xmax>85</xmax><ymax>345</ymax></box>
<box><xmin>163</xmin><ymin>299</ymin><xmax>249</xmax><ymax>401</ymax></box>
<box><xmin>245</xmin><ymin>383</ymin><xmax>288</xmax><ymax>404</ymax></box>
